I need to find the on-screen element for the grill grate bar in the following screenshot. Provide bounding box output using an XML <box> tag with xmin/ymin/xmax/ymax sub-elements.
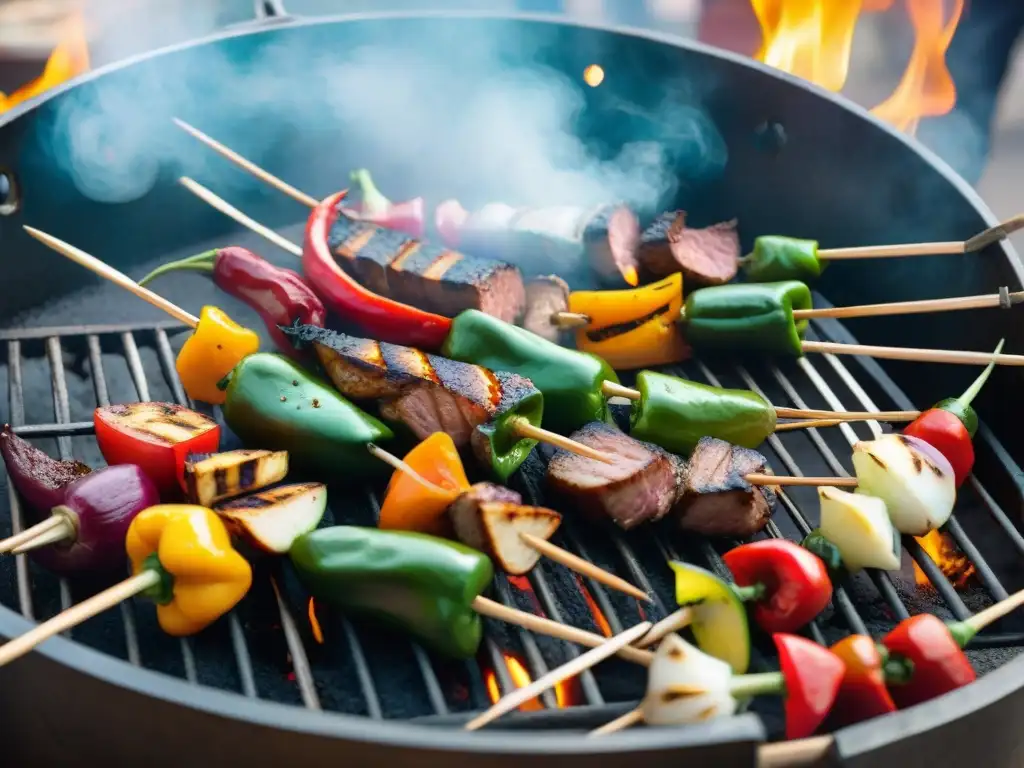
<box><xmin>229</xmin><ymin>615</ymin><xmax>259</xmax><ymax>697</ymax></box>
<box><xmin>9</xmin><ymin>422</ymin><xmax>94</xmax><ymax>437</ymax></box>
<box><xmin>340</xmin><ymin>618</ymin><xmax>381</xmax><ymax>718</ymax></box>
<box><xmin>6</xmin><ymin>340</ymin><xmax>34</xmax><ymax>620</ymax></box>
<box><xmin>154</xmin><ymin>329</ymin><xmax>190</xmax><ymax>407</ymax></box>
<box><xmin>43</xmin><ymin>339</ymin><xmax>73</xmax><ymax>614</ymax></box>
<box><xmin>272</xmin><ymin>579</ymin><xmax>322</xmax><ymax>710</ymax></box>
<box><xmin>968</xmin><ymin>477</ymin><xmax>1024</xmax><ymax>559</ymax></box>
<box><xmin>493</xmin><ymin>573</ymin><xmax>559</xmax><ymax>710</ymax></box>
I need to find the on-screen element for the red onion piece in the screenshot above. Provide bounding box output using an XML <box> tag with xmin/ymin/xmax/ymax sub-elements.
<box><xmin>899</xmin><ymin>433</ymin><xmax>955</xmax><ymax>479</ymax></box>
<box><xmin>0</xmin><ymin>424</ymin><xmax>91</xmax><ymax>513</ymax></box>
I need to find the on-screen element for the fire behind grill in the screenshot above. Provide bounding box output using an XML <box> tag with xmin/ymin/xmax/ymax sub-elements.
<box><xmin>3</xmin><ymin>222</ymin><xmax>1024</xmax><ymax>745</ymax></box>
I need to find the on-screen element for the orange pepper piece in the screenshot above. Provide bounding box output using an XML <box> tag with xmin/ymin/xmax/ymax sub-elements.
<box><xmin>379</xmin><ymin>432</ymin><xmax>470</xmax><ymax>536</ymax></box>
<box><xmin>176</xmin><ymin>306</ymin><xmax>260</xmax><ymax>405</ymax></box>
<box><xmin>568</xmin><ymin>273</ymin><xmax>691</xmax><ymax>370</ymax></box>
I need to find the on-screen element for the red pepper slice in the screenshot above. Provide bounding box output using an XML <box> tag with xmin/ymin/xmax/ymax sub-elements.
<box><xmin>303</xmin><ymin>191</ymin><xmax>452</xmax><ymax>350</ymax></box>
<box><xmin>723</xmin><ymin>539</ymin><xmax>832</xmax><ymax>633</ymax></box>
<box><xmin>94</xmin><ymin>403</ymin><xmax>220</xmax><ymax>495</ymax></box>
<box><xmin>882</xmin><ymin>614</ymin><xmax>976</xmax><ymax>708</ymax></box>
<box><xmin>903</xmin><ymin>410</ymin><xmax>974</xmax><ymax>487</ymax></box>
<box><xmin>828</xmin><ymin>635</ymin><xmax>897</xmax><ymax>726</ymax></box>
<box><xmin>774</xmin><ymin>633</ymin><xmax>845</xmax><ymax>739</ymax></box>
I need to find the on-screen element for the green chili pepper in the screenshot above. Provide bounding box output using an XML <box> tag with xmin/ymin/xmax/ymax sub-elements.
<box><xmin>290</xmin><ymin>526</ymin><xmax>494</xmax><ymax>659</ymax></box>
<box><xmin>683</xmin><ymin>280</ymin><xmax>813</xmax><ymax>357</ymax></box>
<box><xmin>801</xmin><ymin>529</ymin><xmax>845</xmax><ymax>581</ymax></box>
<box><xmin>629</xmin><ymin>370</ymin><xmax>776</xmax><ymax>454</ymax></box>
<box><xmin>218</xmin><ymin>353</ymin><xmax>394</xmax><ymax>478</ymax></box>
<box><xmin>442</xmin><ymin>309</ymin><xmax>620</xmax><ymax>435</ymax></box>
<box><xmin>742</xmin><ymin>236</ymin><xmax>824</xmax><ymax>283</ymax></box>
<box><xmin>474</xmin><ymin>386</ymin><xmax>544</xmax><ymax>483</ymax></box>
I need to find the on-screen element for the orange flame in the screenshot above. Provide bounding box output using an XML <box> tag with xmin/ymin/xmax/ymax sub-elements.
<box><xmin>913</xmin><ymin>529</ymin><xmax>975</xmax><ymax>589</ymax></box>
<box><xmin>307</xmin><ymin>598</ymin><xmax>325</xmax><ymax>644</ymax></box>
<box><xmin>869</xmin><ymin>0</ymin><xmax>963</xmax><ymax>135</ymax></box>
<box><xmin>751</xmin><ymin>0</ymin><xmax>866</xmax><ymax>92</ymax></box>
<box><xmin>576</xmin><ymin>576</ymin><xmax>613</xmax><ymax>637</ymax></box>
<box><xmin>483</xmin><ymin>653</ymin><xmax>579</xmax><ymax>709</ymax></box>
<box><xmin>0</xmin><ymin>11</ymin><xmax>90</xmax><ymax>115</ymax></box>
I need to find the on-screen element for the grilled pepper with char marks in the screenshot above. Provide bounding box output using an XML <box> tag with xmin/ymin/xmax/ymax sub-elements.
<box><xmin>217</xmin><ymin>353</ymin><xmax>394</xmax><ymax>479</ymax></box>
<box><xmin>289</xmin><ymin>525</ymin><xmax>494</xmax><ymax>659</ymax></box>
<box><xmin>442</xmin><ymin>309</ymin><xmax>619</xmax><ymax>435</ymax></box>
<box><xmin>283</xmin><ymin>324</ymin><xmax>544</xmax><ymax>482</ymax></box>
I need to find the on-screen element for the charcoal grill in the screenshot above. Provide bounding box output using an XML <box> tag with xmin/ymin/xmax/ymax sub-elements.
<box><xmin>2</xmin><ymin>7</ymin><xmax>1024</xmax><ymax>767</ymax></box>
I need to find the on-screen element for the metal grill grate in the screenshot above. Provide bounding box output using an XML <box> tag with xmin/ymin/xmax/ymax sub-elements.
<box><xmin>2</xmin><ymin>309</ymin><xmax>1024</xmax><ymax>731</ymax></box>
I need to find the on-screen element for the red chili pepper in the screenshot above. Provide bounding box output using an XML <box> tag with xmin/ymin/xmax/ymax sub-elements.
<box><xmin>827</xmin><ymin>635</ymin><xmax>897</xmax><ymax>726</ymax></box>
<box><xmin>138</xmin><ymin>247</ymin><xmax>326</xmax><ymax>357</ymax></box>
<box><xmin>774</xmin><ymin>633</ymin><xmax>845</xmax><ymax>739</ymax></box>
<box><xmin>722</xmin><ymin>539</ymin><xmax>832</xmax><ymax>633</ymax></box>
<box><xmin>882</xmin><ymin>614</ymin><xmax>976</xmax><ymax>709</ymax></box>
<box><xmin>303</xmin><ymin>191</ymin><xmax>452</xmax><ymax>350</ymax></box>
<box><xmin>93</xmin><ymin>402</ymin><xmax>220</xmax><ymax>494</ymax></box>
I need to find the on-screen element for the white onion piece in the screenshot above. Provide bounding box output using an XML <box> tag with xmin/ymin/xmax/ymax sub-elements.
<box><xmin>851</xmin><ymin>434</ymin><xmax>956</xmax><ymax>535</ymax></box>
<box><xmin>818</xmin><ymin>486</ymin><xmax>901</xmax><ymax>572</ymax></box>
<box><xmin>641</xmin><ymin>633</ymin><xmax>737</xmax><ymax>726</ymax></box>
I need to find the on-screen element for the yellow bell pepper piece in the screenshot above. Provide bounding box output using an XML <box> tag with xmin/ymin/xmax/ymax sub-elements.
<box><xmin>176</xmin><ymin>306</ymin><xmax>260</xmax><ymax>405</ymax></box>
<box><xmin>126</xmin><ymin>504</ymin><xmax>253</xmax><ymax>636</ymax></box>
<box><xmin>379</xmin><ymin>432</ymin><xmax>470</xmax><ymax>536</ymax></box>
<box><xmin>568</xmin><ymin>273</ymin><xmax>691</xmax><ymax>370</ymax></box>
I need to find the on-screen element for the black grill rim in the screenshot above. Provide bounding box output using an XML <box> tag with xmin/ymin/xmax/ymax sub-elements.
<box><xmin>1</xmin><ymin>10</ymin><xmax>1024</xmax><ymax>764</ymax></box>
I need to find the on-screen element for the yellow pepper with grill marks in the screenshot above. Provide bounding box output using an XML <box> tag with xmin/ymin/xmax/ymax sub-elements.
<box><xmin>176</xmin><ymin>306</ymin><xmax>260</xmax><ymax>405</ymax></box>
<box><xmin>126</xmin><ymin>504</ymin><xmax>252</xmax><ymax>636</ymax></box>
<box><xmin>568</xmin><ymin>273</ymin><xmax>690</xmax><ymax>370</ymax></box>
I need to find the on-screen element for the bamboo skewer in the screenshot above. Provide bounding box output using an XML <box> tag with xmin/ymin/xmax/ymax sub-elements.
<box><xmin>745</xmin><ymin>474</ymin><xmax>858</xmax><ymax>488</ymax></box>
<box><xmin>589</xmin><ymin>708</ymin><xmax>644</xmax><ymax>736</ymax></box>
<box><xmin>369</xmin><ymin>443</ymin><xmax>646</xmax><ymax>601</ymax></box>
<box><xmin>816</xmin><ymin>214</ymin><xmax>1024</xmax><ymax>259</ymax></box>
<box><xmin>464</xmin><ymin>621</ymin><xmax>653</xmax><ymax>730</ymax></box>
<box><xmin>774</xmin><ymin>418</ymin><xmax>841</xmax><ymax>432</ymax></box>
<box><xmin>800</xmin><ymin>341</ymin><xmax>1024</xmax><ymax>366</ymax></box>
<box><xmin>0</xmin><ymin>515</ymin><xmax>68</xmax><ymax>555</ymax></box>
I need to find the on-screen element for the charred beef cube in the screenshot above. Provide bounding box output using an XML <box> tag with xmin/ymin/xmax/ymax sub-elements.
<box><xmin>449</xmin><ymin>482</ymin><xmax>561</xmax><ymax>575</ymax></box>
<box><xmin>673</xmin><ymin>437</ymin><xmax>778</xmax><ymax>537</ymax></box>
<box><xmin>584</xmin><ymin>204</ymin><xmax>641</xmax><ymax>286</ymax></box>
<box><xmin>328</xmin><ymin>215</ymin><xmax>397</xmax><ymax>294</ymax></box>
<box><xmin>638</xmin><ymin>211</ymin><xmax>740</xmax><ymax>287</ymax></box>
<box><xmin>546</xmin><ymin>422</ymin><xmax>686</xmax><ymax>530</ymax></box>
<box><xmin>521</xmin><ymin>275</ymin><xmax>570</xmax><ymax>343</ymax></box>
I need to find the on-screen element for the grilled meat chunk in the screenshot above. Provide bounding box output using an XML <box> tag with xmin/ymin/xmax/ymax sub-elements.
<box><xmin>449</xmin><ymin>482</ymin><xmax>562</xmax><ymax>574</ymax></box>
<box><xmin>328</xmin><ymin>213</ymin><xmax>526</xmax><ymax>322</ymax></box>
<box><xmin>674</xmin><ymin>437</ymin><xmax>777</xmax><ymax>537</ymax></box>
<box><xmin>584</xmin><ymin>204</ymin><xmax>642</xmax><ymax>286</ymax></box>
<box><xmin>546</xmin><ymin>422</ymin><xmax>685</xmax><ymax>530</ymax></box>
<box><xmin>638</xmin><ymin>211</ymin><xmax>740</xmax><ymax>287</ymax></box>
<box><xmin>521</xmin><ymin>275</ymin><xmax>570</xmax><ymax>343</ymax></box>
<box><xmin>284</xmin><ymin>324</ymin><xmax>538</xmax><ymax>454</ymax></box>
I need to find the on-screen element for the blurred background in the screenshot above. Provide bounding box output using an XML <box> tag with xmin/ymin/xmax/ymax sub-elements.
<box><xmin>1</xmin><ymin>0</ymin><xmax>1020</xmax><ymax>218</ymax></box>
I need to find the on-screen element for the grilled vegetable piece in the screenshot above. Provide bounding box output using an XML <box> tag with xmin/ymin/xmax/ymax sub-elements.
<box><xmin>637</xmin><ymin>211</ymin><xmax>740</xmax><ymax>287</ymax></box>
<box><xmin>327</xmin><ymin>207</ymin><xmax>526</xmax><ymax>323</ymax></box>
<box><xmin>741</xmin><ymin>236</ymin><xmax>823</xmax><ymax>283</ymax></box>
<box><xmin>218</xmin><ymin>353</ymin><xmax>394</xmax><ymax>479</ymax></box>
<box><xmin>448</xmin><ymin>482</ymin><xmax>562</xmax><ymax>575</ymax></box>
<box><xmin>379</xmin><ymin>432</ymin><xmax>470</xmax><ymax>536</ymax></box>
<box><xmin>828</xmin><ymin>635</ymin><xmax>898</xmax><ymax>727</ymax></box>
<box><xmin>284</xmin><ymin>324</ymin><xmax>544</xmax><ymax>482</ymax></box>
<box><xmin>800</xmin><ymin>529</ymin><xmax>845</xmax><ymax>579</ymax></box>
<box><xmin>521</xmin><ymin>275</ymin><xmax>570</xmax><ymax>343</ymax></box>
<box><xmin>774</xmin><ymin>633</ymin><xmax>845</xmax><ymax>739</ymax></box>
<box><xmin>673</xmin><ymin>437</ymin><xmax>777</xmax><ymax>537</ymax></box>
<box><xmin>26</xmin><ymin>464</ymin><xmax>159</xmax><ymax>575</ymax></box>
<box><xmin>126</xmin><ymin>504</ymin><xmax>253</xmax><ymax>636</ymax></box>
<box><xmin>183</xmin><ymin>449</ymin><xmax>289</xmax><ymax>507</ymax></box>
<box><xmin>1</xmin><ymin>424</ymin><xmax>91</xmax><ymax>512</ymax></box>
<box><xmin>722</xmin><ymin>539</ymin><xmax>833</xmax><ymax>634</ymax></box>
<box><xmin>546</xmin><ymin>422</ymin><xmax>685</xmax><ymax>530</ymax></box>
<box><xmin>339</xmin><ymin>169</ymin><xmax>425</xmax><ymax>238</ymax></box>
<box><xmin>669</xmin><ymin>561</ymin><xmax>751</xmax><ymax>674</ymax></box>
<box><xmin>818</xmin><ymin>486</ymin><xmax>901</xmax><ymax>572</ymax></box>
<box><xmin>289</xmin><ymin>525</ymin><xmax>494</xmax><ymax>659</ymax></box>
<box><xmin>94</xmin><ymin>402</ymin><xmax>220</xmax><ymax>495</ymax></box>
<box><xmin>442</xmin><ymin>309</ymin><xmax>619</xmax><ymax>435</ymax></box>
<box><xmin>882</xmin><ymin>614</ymin><xmax>977</xmax><ymax>709</ymax></box>
<box><xmin>641</xmin><ymin>633</ymin><xmax>738</xmax><ymax>726</ymax></box>
<box><xmin>851</xmin><ymin>433</ymin><xmax>956</xmax><ymax>535</ymax></box>
<box><xmin>568</xmin><ymin>273</ymin><xmax>691</xmax><ymax>370</ymax></box>
<box><xmin>176</xmin><ymin>305</ymin><xmax>261</xmax><ymax>405</ymax></box>
<box><xmin>216</xmin><ymin>482</ymin><xmax>327</xmax><ymax>553</ymax></box>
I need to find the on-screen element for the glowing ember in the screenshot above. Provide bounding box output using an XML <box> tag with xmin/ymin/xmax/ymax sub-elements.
<box><xmin>869</xmin><ymin>0</ymin><xmax>963</xmax><ymax>135</ymax></box>
<box><xmin>751</xmin><ymin>0</ymin><xmax>865</xmax><ymax>92</ymax></box>
<box><xmin>483</xmin><ymin>653</ymin><xmax>579</xmax><ymax>709</ymax></box>
<box><xmin>583</xmin><ymin>64</ymin><xmax>605</xmax><ymax>88</ymax></box>
<box><xmin>307</xmin><ymin>598</ymin><xmax>324</xmax><ymax>644</ymax></box>
<box><xmin>0</xmin><ymin>11</ymin><xmax>90</xmax><ymax>115</ymax></box>
<box><xmin>576</xmin><ymin>575</ymin><xmax>613</xmax><ymax>637</ymax></box>
<box><xmin>914</xmin><ymin>529</ymin><xmax>975</xmax><ymax>589</ymax></box>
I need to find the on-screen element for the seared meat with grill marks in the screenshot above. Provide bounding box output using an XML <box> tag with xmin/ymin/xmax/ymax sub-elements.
<box><xmin>638</xmin><ymin>211</ymin><xmax>740</xmax><ymax>287</ymax></box>
<box><xmin>584</xmin><ymin>204</ymin><xmax>642</xmax><ymax>286</ymax></box>
<box><xmin>673</xmin><ymin>437</ymin><xmax>777</xmax><ymax>537</ymax></box>
<box><xmin>283</xmin><ymin>324</ymin><xmax>538</xmax><ymax>453</ymax></box>
<box><xmin>448</xmin><ymin>482</ymin><xmax>561</xmax><ymax>574</ymax></box>
<box><xmin>327</xmin><ymin>214</ymin><xmax>526</xmax><ymax>323</ymax></box>
<box><xmin>545</xmin><ymin>422</ymin><xmax>685</xmax><ymax>530</ymax></box>
<box><xmin>521</xmin><ymin>275</ymin><xmax>570</xmax><ymax>343</ymax></box>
